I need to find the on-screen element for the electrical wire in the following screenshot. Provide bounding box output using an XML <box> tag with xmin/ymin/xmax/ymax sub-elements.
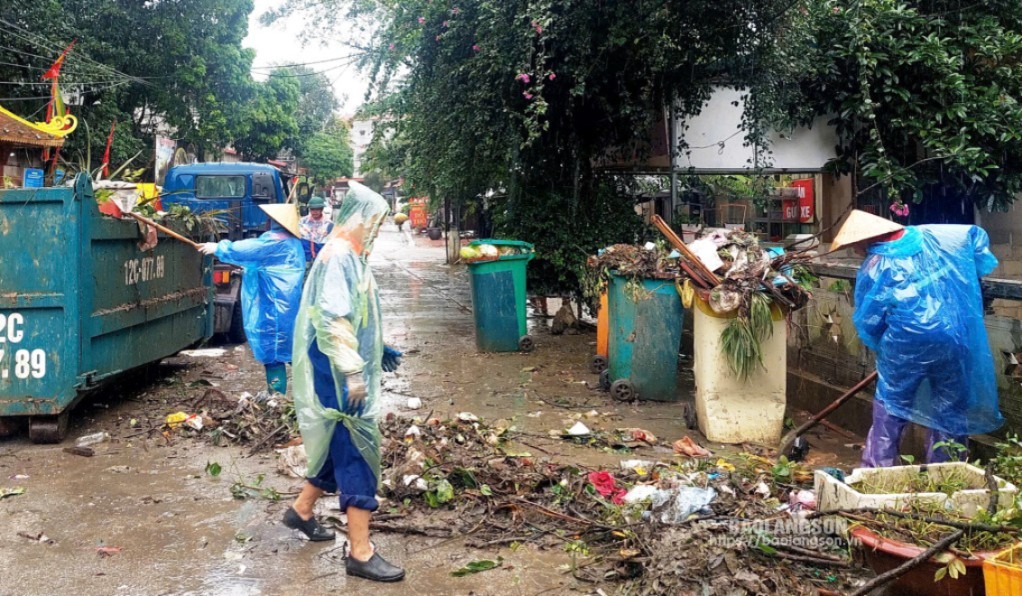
<box><xmin>251</xmin><ymin>54</ymin><xmax>363</xmax><ymax>70</ymax></box>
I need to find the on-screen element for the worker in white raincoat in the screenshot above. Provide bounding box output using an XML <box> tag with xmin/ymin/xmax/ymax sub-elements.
<box><xmin>282</xmin><ymin>181</ymin><xmax>404</xmax><ymax>583</ymax></box>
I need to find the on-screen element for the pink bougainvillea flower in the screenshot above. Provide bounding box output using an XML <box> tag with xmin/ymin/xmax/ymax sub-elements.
<box><xmin>388</xmin><ymin>43</ymin><xmax>395</xmax><ymax>50</ymax></box>
<box><xmin>451</xmin><ymin>6</ymin><xmax>460</xmax><ymax>14</ymax></box>
<box><xmin>472</xmin><ymin>44</ymin><xmax>480</xmax><ymax>51</ymax></box>
<box><xmin>611</xmin><ymin>490</ymin><xmax>626</xmax><ymax>506</ymax></box>
<box><xmin>443</xmin><ymin>20</ymin><xmax>449</xmax><ymax>27</ymax></box>
<box><xmin>523</xmin><ymin>91</ymin><xmax>534</xmax><ymax>100</ymax></box>
<box><xmin>548</xmin><ymin>72</ymin><xmax>556</xmax><ymax>80</ymax></box>
<box><xmin>516</xmin><ymin>73</ymin><xmax>531</xmax><ymax>84</ymax></box>
<box><xmin>435</xmin><ymin>35</ymin><xmax>441</xmax><ymax>41</ymax></box>
<box><xmin>531</xmin><ymin>20</ymin><xmax>543</xmax><ymax>34</ymax></box>
<box><xmin>889</xmin><ymin>202</ymin><xmax>910</xmax><ymax>217</ymax></box>
<box><xmin>417</xmin><ymin>16</ymin><xmax>426</xmax><ymax>24</ymax></box>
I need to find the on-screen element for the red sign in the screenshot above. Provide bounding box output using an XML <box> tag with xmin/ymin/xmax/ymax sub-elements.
<box><xmin>790</xmin><ymin>179</ymin><xmax>815</xmax><ymax>223</ymax></box>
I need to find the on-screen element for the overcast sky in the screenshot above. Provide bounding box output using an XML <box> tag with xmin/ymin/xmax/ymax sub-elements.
<box><xmin>243</xmin><ymin>0</ymin><xmax>370</xmax><ymax>115</ymax></box>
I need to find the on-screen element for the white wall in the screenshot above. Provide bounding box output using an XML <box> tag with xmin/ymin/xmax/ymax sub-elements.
<box><xmin>676</xmin><ymin>87</ymin><xmax>838</xmax><ymax>172</ymax></box>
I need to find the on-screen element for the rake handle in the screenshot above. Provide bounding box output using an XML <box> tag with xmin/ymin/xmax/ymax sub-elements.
<box><xmin>126</xmin><ymin>212</ymin><xmax>201</xmax><ymax>249</ymax></box>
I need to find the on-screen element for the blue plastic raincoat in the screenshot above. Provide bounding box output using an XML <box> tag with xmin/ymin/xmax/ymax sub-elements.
<box><xmin>214</xmin><ymin>230</ymin><xmax>306</xmax><ymax>364</ymax></box>
<box><xmin>853</xmin><ymin>225</ymin><xmax>1002</xmax><ymax>437</ymax></box>
<box><xmin>292</xmin><ymin>181</ymin><xmax>390</xmax><ymax>505</ymax></box>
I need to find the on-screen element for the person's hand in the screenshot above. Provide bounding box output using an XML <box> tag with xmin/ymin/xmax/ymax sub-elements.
<box><xmin>198</xmin><ymin>242</ymin><xmax>217</xmax><ymax>256</ymax></box>
<box><xmin>382</xmin><ymin>345</ymin><xmax>403</xmax><ymax>372</ymax></box>
<box><xmin>346</xmin><ymin>373</ymin><xmax>368</xmax><ymax>408</ymax></box>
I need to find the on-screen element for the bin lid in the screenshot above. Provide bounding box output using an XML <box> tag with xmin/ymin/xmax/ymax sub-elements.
<box><xmin>469</xmin><ymin>238</ymin><xmax>534</xmax><ymax>250</ymax></box>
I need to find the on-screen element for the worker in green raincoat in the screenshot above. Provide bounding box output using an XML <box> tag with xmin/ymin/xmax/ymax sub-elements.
<box><xmin>283</xmin><ymin>181</ymin><xmax>404</xmax><ymax>583</ymax></box>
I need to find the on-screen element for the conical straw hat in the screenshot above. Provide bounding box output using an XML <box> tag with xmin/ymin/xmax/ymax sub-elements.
<box><xmin>831</xmin><ymin>209</ymin><xmax>904</xmax><ymax>252</ymax></box>
<box><xmin>259</xmin><ymin>203</ymin><xmax>301</xmax><ymax>238</ymax></box>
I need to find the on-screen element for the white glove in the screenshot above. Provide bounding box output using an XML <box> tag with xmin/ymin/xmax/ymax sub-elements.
<box><xmin>198</xmin><ymin>242</ymin><xmax>218</xmax><ymax>256</ymax></box>
<box><xmin>346</xmin><ymin>373</ymin><xmax>368</xmax><ymax>407</ymax></box>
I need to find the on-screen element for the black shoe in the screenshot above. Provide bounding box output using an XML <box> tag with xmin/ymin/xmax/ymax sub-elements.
<box><xmin>346</xmin><ymin>550</ymin><xmax>406</xmax><ymax>582</ymax></box>
<box><xmin>282</xmin><ymin>507</ymin><xmax>335</xmax><ymax>542</ymax></box>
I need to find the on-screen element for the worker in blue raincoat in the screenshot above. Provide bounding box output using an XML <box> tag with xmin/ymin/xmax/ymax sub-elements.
<box><xmin>198</xmin><ymin>204</ymin><xmax>305</xmax><ymax>395</ymax></box>
<box><xmin>831</xmin><ymin>210</ymin><xmax>1003</xmax><ymax>467</ymax></box>
<box><xmin>283</xmin><ymin>181</ymin><xmax>405</xmax><ymax>583</ymax></box>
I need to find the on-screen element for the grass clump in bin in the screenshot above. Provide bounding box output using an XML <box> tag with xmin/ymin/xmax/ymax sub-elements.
<box><xmin>850</xmin><ymin>467</ymin><xmax>975</xmax><ymax>497</ymax></box>
<box><xmin>720</xmin><ymin>292</ymin><xmax>773</xmax><ymax>380</ymax></box>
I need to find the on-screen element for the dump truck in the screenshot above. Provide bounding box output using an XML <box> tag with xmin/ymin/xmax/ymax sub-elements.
<box><xmin>160</xmin><ymin>163</ymin><xmax>308</xmax><ymax>341</ymax></box>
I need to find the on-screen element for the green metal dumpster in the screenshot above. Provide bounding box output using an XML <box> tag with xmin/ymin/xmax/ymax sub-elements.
<box><xmin>466</xmin><ymin>239</ymin><xmax>535</xmax><ymax>352</ymax></box>
<box><xmin>606</xmin><ymin>273</ymin><xmax>684</xmax><ymax>401</ymax></box>
<box><xmin>0</xmin><ymin>175</ymin><xmax>213</xmax><ymax>442</ymax></box>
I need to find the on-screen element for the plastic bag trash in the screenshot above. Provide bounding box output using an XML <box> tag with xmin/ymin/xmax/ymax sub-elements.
<box><xmin>755</xmin><ymin>481</ymin><xmax>771</xmax><ymax>498</ymax></box>
<box><xmin>165</xmin><ymin>412</ymin><xmax>189</xmax><ymax>429</ymax></box>
<box><xmin>567</xmin><ymin>421</ymin><xmax>591</xmax><ymax>436</ymax></box>
<box><xmin>407</xmin><ymin>397</ymin><xmax>422</xmax><ymax>409</ymax></box>
<box><xmin>179</xmin><ymin>348</ymin><xmax>227</xmax><ymax>358</ymax></box>
<box><xmin>402</xmin><ymin>475</ymin><xmax>428</xmax><ymax>493</ymax></box>
<box><xmin>643</xmin><ymin>242</ymin><xmax>657</xmax><ymax>250</ymax></box>
<box><xmin>668</xmin><ymin>249</ymin><xmax>681</xmax><ymax>259</ymax></box>
<box><xmin>277</xmin><ymin>445</ymin><xmax>308</xmax><ymax>478</ymax></box>
<box><xmin>404</xmin><ymin>425</ymin><xmax>422</xmax><ymax>439</ymax></box>
<box><xmin>619</xmin><ymin>460</ymin><xmax>655</xmax><ymax>472</ymax></box>
<box><xmin>184</xmin><ymin>415</ymin><xmax>203</xmax><ymax>431</ymax></box>
<box><xmin>651</xmin><ymin>486</ymin><xmax>717</xmax><ymax>524</ymax></box>
<box><xmin>789</xmin><ymin>489</ymin><xmax>816</xmax><ymax>511</ymax></box>
<box><xmin>76</xmin><ymin>432</ymin><xmax>110</xmax><ymax>447</ymax></box>
<box><xmin>687</xmin><ymin>238</ymin><xmax>725</xmax><ymax>272</ymax></box>
<box><xmin>458</xmin><ymin>412</ymin><xmax>480</xmax><ymax>423</ymax></box>
<box><xmin>623</xmin><ymin>485</ymin><xmax>659</xmax><ymax>504</ymax></box>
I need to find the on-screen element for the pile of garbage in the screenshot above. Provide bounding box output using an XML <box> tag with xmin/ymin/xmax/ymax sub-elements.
<box><xmin>585</xmin><ymin>243</ymin><xmax>685</xmax><ymax>280</ymax></box>
<box><xmin>166</xmin><ymin>388</ymin><xmax>297</xmax><ymax>453</ymax></box>
<box><xmin>378</xmin><ymin>413</ymin><xmax>870</xmax><ymax>591</ymax></box>
<box><xmin>690</xmin><ymin>228</ymin><xmax>813</xmax><ymax>315</ymax></box>
<box><xmin>458</xmin><ymin>243</ymin><xmax>533</xmax><ymax>263</ymax></box>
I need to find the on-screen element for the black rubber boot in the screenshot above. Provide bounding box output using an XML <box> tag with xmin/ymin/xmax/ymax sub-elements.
<box><xmin>346</xmin><ymin>548</ymin><xmax>405</xmax><ymax>582</ymax></box>
<box><xmin>282</xmin><ymin>507</ymin><xmax>335</xmax><ymax>542</ymax></box>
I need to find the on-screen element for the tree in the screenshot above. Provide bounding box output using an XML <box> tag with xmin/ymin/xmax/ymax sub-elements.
<box><xmin>302</xmin><ymin>121</ymin><xmax>354</xmax><ymax>184</ymax></box>
<box><xmin>272</xmin><ymin>66</ymin><xmax>340</xmax><ymax>156</ymax></box>
<box><xmin>1</xmin><ymin>0</ymin><xmax>261</xmax><ymax>168</ymax></box>
<box><xmin>266</xmin><ymin>0</ymin><xmax>801</xmax><ymax>296</ymax></box>
<box><xmin>781</xmin><ymin>1</ymin><xmax>1022</xmax><ymax>219</ymax></box>
<box><xmin>233</xmin><ymin>76</ymin><xmax>301</xmax><ymax>162</ymax></box>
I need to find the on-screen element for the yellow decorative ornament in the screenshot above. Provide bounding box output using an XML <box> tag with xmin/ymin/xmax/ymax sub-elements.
<box><xmin>36</xmin><ymin>114</ymin><xmax>78</xmax><ymax>137</ymax></box>
<box><xmin>0</xmin><ymin>105</ymin><xmax>77</xmax><ymax>138</ymax></box>
<box><xmin>676</xmin><ymin>278</ymin><xmax>695</xmax><ymax>309</ymax></box>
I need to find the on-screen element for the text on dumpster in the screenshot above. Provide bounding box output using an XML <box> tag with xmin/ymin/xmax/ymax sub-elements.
<box><xmin>0</xmin><ymin>313</ymin><xmax>46</xmax><ymax>380</ymax></box>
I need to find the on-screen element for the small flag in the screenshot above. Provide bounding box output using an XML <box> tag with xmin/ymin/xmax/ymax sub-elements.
<box><xmin>101</xmin><ymin>120</ymin><xmax>116</xmax><ymax>178</ymax></box>
<box><xmin>41</xmin><ymin>40</ymin><xmax>75</xmax><ymax>80</ymax></box>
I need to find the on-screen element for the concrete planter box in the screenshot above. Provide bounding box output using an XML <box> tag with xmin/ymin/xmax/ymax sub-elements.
<box><xmin>815</xmin><ymin>463</ymin><xmax>1017</xmax><ymax>518</ymax></box>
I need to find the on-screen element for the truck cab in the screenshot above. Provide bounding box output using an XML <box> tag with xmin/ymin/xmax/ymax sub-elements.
<box><xmin>161</xmin><ymin>163</ymin><xmax>292</xmax><ymax>240</ymax></box>
<box><xmin>161</xmin><ymin>163</ymin><xmax>298</xmax><ymax>342</ymax></box>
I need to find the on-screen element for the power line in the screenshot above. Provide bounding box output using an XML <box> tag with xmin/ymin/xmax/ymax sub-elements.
<box><xmin>0</xmin><ymin>80</ymin><xmax>130</xmax><ymax>102</ymax></box>
<box><xmin>251</xmin><ymin>54</ymin><xmax>363</xmax><ymax>70</ymax></box>
<box><xmin>0</xmin><ymin>18</ymin><xmax>150</xmax><ymax>86</ymax></box>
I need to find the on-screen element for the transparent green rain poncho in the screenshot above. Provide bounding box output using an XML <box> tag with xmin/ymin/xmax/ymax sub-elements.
<box><xmin>292</xmin><ymin>181</ymin><xmax>391</xmax><ymax>481</ymax></box>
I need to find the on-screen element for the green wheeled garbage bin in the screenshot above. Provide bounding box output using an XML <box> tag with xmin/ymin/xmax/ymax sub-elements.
<box><xmin>607</xmin><ymin>273</ymin><xmax>684</xmax><ymax>401</ymax></box>
<box><xmin>466</xmin><ymin>239</ymin><xmax>535</xmax><ymax>352</ymax></box>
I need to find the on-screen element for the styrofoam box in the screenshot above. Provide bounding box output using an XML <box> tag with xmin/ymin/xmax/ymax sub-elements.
<box><xmin>815</xmin><ymin>462</ymin><xmax>1018</xmax><ymax>518</ymax></box>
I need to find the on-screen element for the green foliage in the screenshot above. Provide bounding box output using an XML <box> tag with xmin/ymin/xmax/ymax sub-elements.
<box><xmin>265</xmin><ymin>0</ymin><xmax>802</xmax><ymax>295</ymax></box>
<box><xmin>303</xmin><ymin>125</ymin><xmax>354</xmax><ymax>184</ymax></box>
<box><xmin>788</xmin><ymin>0</ymin><xmax>1022</xmax><ymax>212</ymax></box>
<box><xmin>234</xmin><ymin>75</ymin><xmax>301</xmax><ymax>162</ymax></box>
<box><xmin>451</xmin><ymin>557</ymin><xmax>503</xmax><ymax>577</ymax></box>
<box><xmin>1</xmin><ymin>0</ymin><xmax>259</xmax><ymax>165</ymax></box>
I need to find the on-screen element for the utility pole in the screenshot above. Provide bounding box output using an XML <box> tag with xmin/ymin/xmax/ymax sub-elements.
<box><xmin>668</xmin><ymin>98</ymin><xmax>679</xmax><ymax>225</ymax></box>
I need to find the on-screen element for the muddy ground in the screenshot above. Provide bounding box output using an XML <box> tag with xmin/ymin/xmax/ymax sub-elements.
<box><xmin>0</xmin><ymin>226</ymin><xmax>862</xmax><ymax>595</ymax></box>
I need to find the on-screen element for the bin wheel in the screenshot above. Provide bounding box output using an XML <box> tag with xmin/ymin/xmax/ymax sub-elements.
<box><xmin>518</xmin><ymin>335</ymin><xmax>535</xmax><ymax>353</ymax></box>
<box><xmin>682</xmin><ymin>402</ymin><xmax>698</xmax><ymax>430</ymax></box>
<box><xmin>599</xmin><ymin>370</ymin><xmax>611</xmax><ymax>392</ymax></box>
<box><xmin>29</xmin><ymin>411</ymin><xmax>69</xmax><ymax>444</ymax></box>
<box><xmin>590</xmin><ymin>355</ymin><xmax>608</xmax><ymax>374</ymax></box>
<box><xmin>610</xmin><ymin>380</ymin><xmax>635</xmax><ymax>402</ymax></box>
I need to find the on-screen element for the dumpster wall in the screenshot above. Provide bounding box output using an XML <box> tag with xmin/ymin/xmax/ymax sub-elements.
<box><xmin>0</xmin><ymin>175</ymin><xmax>213</xmax><ymax>417</ymax></box>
